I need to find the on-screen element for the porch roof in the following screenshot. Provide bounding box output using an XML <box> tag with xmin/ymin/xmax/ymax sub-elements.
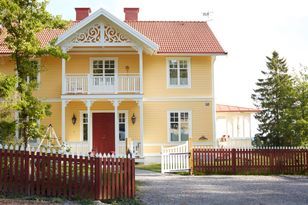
<box><xmin>216</xmin><ymin>104</ymin><xmax>259</xmax><ymax>113</ymax></box>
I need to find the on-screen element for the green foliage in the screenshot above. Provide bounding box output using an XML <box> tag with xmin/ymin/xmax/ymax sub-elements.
<box><xmin>0</xmin><ymin>0</ymin><xmax>68</xmax><ymax>146</ymax></box>
<box><xmin>292</xmin><ymin>66</ymin><xmax>308</xmax><ymax>146</ymax></box>
<box><xmin>0</xmin><ymin>74</ymin><xmax>18</xmax><ymax>143</ymax></box>
<box><xmin>252</xmin><ymin>51</ymin><xmax>308</xmax><ymax>146</ymax></box>
<box><xmin>136</xmin><ymin>163</ymin><xmax>161</xmax><ymax>173</ymax></box>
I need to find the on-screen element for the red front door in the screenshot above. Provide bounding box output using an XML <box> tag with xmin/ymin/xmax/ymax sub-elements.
<box><xmin>92</xmin><ymin>113</ymin><xmax>115</xmax><ymax>154</ymax></box>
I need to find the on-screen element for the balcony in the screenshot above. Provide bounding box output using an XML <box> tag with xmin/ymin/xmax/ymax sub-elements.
<box><xmin>65</xmin><ymin>73</ymin><xmax>141</xmax><ymax>94</ymax></box>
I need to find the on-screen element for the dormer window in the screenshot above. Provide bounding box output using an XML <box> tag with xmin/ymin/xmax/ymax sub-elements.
<box><xmin>167</xmin><ymin>57</ymin><xmax>191</xmax><ymax>88</ymax></box>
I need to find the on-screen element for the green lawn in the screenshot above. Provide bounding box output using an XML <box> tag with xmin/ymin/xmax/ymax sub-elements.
<box><xmin>135</xmin><ymin>163</ymin><xmax>161</xmax><ymax>173</ymax></box>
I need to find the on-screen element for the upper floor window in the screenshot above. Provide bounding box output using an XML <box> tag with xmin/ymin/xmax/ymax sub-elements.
<box><xmin>167</xmin><ymin>58</ymin><xmax>191</xmax><ymax>88</ymax></box>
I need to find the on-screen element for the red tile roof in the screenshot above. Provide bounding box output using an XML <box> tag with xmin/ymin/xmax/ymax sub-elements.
<box><xmin>216</xmin><ymin>104</ymin><xmax>259</xmax><ymax>113</ymax></box>
<box><xmin>126</xmin><ymin>21</ymin><xmax>225</xmax><ymax>54</ymax></box>
<box><xmin>0</xmin><ymin>20</ymin><xmax>225</xmax><ymax>54</ymax></box>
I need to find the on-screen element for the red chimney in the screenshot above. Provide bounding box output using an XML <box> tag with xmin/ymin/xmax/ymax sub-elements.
<box><xmin>75</xmin><ymin>8</ymin><xmax>91</xmax><ymax>21</ymax></box>
<box><xmin>124</xmin><ymin>8</ymin><xmax>139</xmax><ymax>21</ymax></box>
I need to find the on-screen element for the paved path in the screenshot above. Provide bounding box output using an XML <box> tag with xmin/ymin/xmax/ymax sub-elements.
<box><xmin>136</xmin><ymin>170</ymin><xmax>308</xmax><ymax>205</ymax></box>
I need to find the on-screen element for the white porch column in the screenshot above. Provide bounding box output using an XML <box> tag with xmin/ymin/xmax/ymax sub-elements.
<box><xmin>61</xmin><ymin>58</ymin><xmax>66</xmax><ymax>94</ymax></box>
<box><xmin>211</xmin><ymin>56</ymin><xmax>217</xmax><ymax>147</ymax></box>
<box><xmin>112</xmin><ymin>100</ymin><xmax>120</xmax><ymax>155</ymax></box>
<box><xmin>138</xmin><ymin>47</ymin><xmax>143</xmax><ymax>94</ymax></box>
<box><xmin>85</xmin><ymin>100</ymin><xmax>93</xmax><ymax>151</ymax></box>
<box><xmin>137</xmin><ymin>99</ymin><xmax>144</xmax><ymax>157</ymax></box>
<box><xmin>61</xmin><ymin>100</ymin><xmax>68</xmax><ymax>143</ymax></box>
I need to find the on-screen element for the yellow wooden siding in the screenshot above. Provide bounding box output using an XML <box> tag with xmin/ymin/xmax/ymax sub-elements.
<box><xmin>66</xmin><ymin>54</ymin><xmax>139</xmax><ymax>74</ymax></box>
<box><xmin>40</xmin><ymin>102</ymin><xmax>62</xmax><ymax>140</ymax></box>
<box><xmin>144</xmin><ymin>101</ymin><xmax>213</xmax><ymax>148</ymax></box>
<box><xmin>143</xmin><ymin>55</ymin><xmax>212</xmax><ymax>97</ymax></box>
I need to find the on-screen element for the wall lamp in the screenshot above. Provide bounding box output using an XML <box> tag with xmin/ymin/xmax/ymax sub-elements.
<box><xmin>72</xmin><ymin>114</ymin><xmax>77</xmax><ymax>125</ymax></box>
<box><xmin>131</xmin><ymin>113</ymin><xmax>136</xmax><ymax>125</ymax></box>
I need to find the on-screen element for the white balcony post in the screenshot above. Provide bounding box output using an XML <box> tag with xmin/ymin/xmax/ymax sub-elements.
<box><xmin>61</xmin><ymin>48</ymin><xmax>67</xmax><ymax>94</ymax></box>
<box><xmin>61</xmin><ymin>100</ymin><xmax>68</xmax><ymax>143</ymax></box>
<box><xmin>137</xmin><ymin>99</ymin><xmax>144</xmax><ymax>157</ymax></box>
<box><xmin>85</xmin><ymin>100</ymin><xmax>93</xmax><ymax>151</ymax></box>
<box><xmin>112</xmin><ymin>100</ymin><xmax>120</xmax><ymax>155</ymax></box>
<box><xmin>138</xmin><ymin>47</ymin><xmax>143</xmax><ymax>94</ymax></box>
<box><xmin>114</xmin><ymin>74</ymin><xmax>118</xmax><ymax>94</ymax></box>
<box><xmin>87</xmin><ymin>74</ymin><xmax>91</xmax><ymax>94</ymax></box>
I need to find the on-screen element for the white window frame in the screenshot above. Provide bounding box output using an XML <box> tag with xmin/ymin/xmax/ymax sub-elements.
<box><xmin>80</xmin><ymin>110</ymin><xmax>128</xmax><ymax>142</ymax></box>
<box><xmin>166</xmin><ymin>57</ymin><xmax>191</xmax><ymax>88</ymax></box>
<box><xmin>167</xmin><ymin>110</ymin><xmax>192</xmax><ymax>143</ymax></box>
<box><xmin>89</xmin><ymin>57</ymin><xmax>118</xmax><ymax>76</ymax></box>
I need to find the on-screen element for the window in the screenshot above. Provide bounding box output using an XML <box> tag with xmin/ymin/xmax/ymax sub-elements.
<box><xmin>82</xmin><ymin>113</ymin><xmax>88</xmax><ymax>141</ymax></box>
<box><xmin>167</xmin><ymin>58</ymin><xmax>190</xmax><ymax>87</ymax></box>
<box><xmin>168</xmin><ymin>111</ymin><xmax>191</xmax><ymax>142</ymax></box>
<box><xmin>119</xmin><ymin>113</ymin><xmax>126</xmax><ymax>141</ymax></box>
<box><xmin>92</xmin><ymin>59</ymin><xmax>115</xmax><ymax>77</ymax></box>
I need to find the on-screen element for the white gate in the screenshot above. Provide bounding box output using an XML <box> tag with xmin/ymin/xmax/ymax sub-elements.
<box><xmin>161</xmin><ymin>141</ymin><xmax>190</xmax><ymax>173</ymax></box>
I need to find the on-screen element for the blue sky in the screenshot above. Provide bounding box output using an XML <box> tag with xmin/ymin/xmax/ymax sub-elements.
<box><xmin>47</xmin><ymin>0</ymin><xmax>308</xmax><ymax>107</ymax></box>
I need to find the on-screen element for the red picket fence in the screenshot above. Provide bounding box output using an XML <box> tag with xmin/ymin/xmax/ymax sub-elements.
<box><xmin>193</xmin><ymin>147</ymin><xmax>308</xmax><ymax>175</ymax></box>
<box><xmin>0</xmin><ymin>147</ymin><xmax>135</xmax><ymax>200</ymax></box>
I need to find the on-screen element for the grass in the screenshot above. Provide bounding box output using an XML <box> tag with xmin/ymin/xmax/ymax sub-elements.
<box><xmin>136</xmin><ymin>163</ymin><xmax>191</xmax><ymax>175</ymax></box>
<box><xmin>136</xmin><ymin>163</ymin><xmax>161</xmax><ymax>173</ymax></box>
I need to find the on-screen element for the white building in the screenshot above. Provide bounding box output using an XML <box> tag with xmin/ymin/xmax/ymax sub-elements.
<box><xmin>216</xmin><ymin>104</ymin><xmax>259</xmax><ymax>148</ymax></box>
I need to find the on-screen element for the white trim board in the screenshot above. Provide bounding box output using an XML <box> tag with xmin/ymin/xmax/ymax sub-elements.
<box><xmin>143</xmin><ymin>97</ymin><xmax>213</xmax><ymax>102</ymax></box>
<box><xmin>61</xmin><ymin>94</ymin><xmax>143</xmax><ymax>100</ymax></box>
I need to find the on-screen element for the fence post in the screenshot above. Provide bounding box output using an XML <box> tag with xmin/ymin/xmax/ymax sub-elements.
<box><xmin>189</xmin><ymin>139</ymin><xmax>194</xmax><ymax>175</ymax></box>
<box><xmin>95</xmin><ymin>154</ymin><xmax>102</xmax><ymax>200</ymax></box>
<box><xmin>232</xmin><ymin>148</ymin><xmax>236</xmax><ymax>174</ymax></box>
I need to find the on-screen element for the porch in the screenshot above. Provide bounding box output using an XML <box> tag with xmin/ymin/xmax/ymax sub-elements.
<box><xmin>61</xmin><ymin>99</ymin><xmax>144</xmax><ymax>158</ymax></box>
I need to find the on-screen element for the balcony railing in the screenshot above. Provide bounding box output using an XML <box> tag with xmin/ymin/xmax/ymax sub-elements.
<box><xmin>65</xmin><ymin>73</ymin><xmax>140</xmax><ymax>94</ymax></box>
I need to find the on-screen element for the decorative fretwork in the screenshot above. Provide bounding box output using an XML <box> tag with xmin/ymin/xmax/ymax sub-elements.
<box><xmin>104</xmin><ymin>25</ymin><xmax>131</xmax><ymax>43</ymax></box>
<box><xmin>72</xmin><ymin>24</ymin><xmax>101</xmax><ymax>44</ymax></box>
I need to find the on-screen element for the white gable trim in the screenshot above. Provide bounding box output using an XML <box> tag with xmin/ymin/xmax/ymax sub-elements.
<box><xmin>56</xmin><ymin>8</ymin><xmax>159</xmax><ymax>53</ymax></box>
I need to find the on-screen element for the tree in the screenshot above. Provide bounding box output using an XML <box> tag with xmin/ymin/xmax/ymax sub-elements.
<box><xmin>292</xmin><ymin>66</ymin><xmax>308</xmax><ymax>146</ymax></box>
<box><xmin>252</xmin><ymin>51</ymin><xmax>296</xmax><ymax>146</ymax></box>
<box><xmin>0</xmin><ymin>74</ymin><xmax>18</xmax><ymax>144</ymax></box>
<box><xmin>0</xmin><ymin>0</ymin><xmax>68</xmax><ymax>147</ymax></box>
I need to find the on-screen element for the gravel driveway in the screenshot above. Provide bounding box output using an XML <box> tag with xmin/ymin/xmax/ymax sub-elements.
<box><xmin>136</xmin><ymin>169</ymin><xmax>308</xmax><ymax>205</ymax></box>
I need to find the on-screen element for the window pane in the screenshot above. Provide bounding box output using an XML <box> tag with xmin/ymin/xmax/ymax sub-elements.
<box><xmin>83</xmin><ymin>124</ymin><xmax>88</xmax><ymax>141</ymax></box>
<box><xmin>169</xmin><ymin>60</ymin><xmax>178</xmax><ymax>69</ymax></box>
<box><xmin>180</xmin><ymin>112</ymin><xmax>189</xmax><ymax>122</ymax></box>
<box><xmin>105</xmin><ymin>69</ymin><xmax>115</xmax><ymax>76</ymax></box>
<box><xmin>179</xmin><ymin>60</ymin><xmax>187</xmax><ymax>68</ymax></box>
<box><xmin>180</xmin><ymin>69</ymin><xmax>188</xmax><ymax>85</ymax></box>
<box><xmin>180</xmin><ymin>122</ymin><xmax>189</xmax><ymax>141</ymax></box>
<box><xmin>169</xmin><ymin>69</ymin><xmax>178</xmax><ymax>85</ymax></box>
<box><xmin>170</xmin><ymin>122</ymin><xmax>179</xmax><ymax>141</ymax></box>
<box><xmin>119</xmin><ymin>124</ymin><xmax>125</xmax><ymax>141</ymax></box>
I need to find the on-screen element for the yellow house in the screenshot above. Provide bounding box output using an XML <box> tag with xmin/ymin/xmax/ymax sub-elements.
<box><xmin>0</xmin><ymin>7</ymin><xmax>226</xmax><ymax>163</ymax></box>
